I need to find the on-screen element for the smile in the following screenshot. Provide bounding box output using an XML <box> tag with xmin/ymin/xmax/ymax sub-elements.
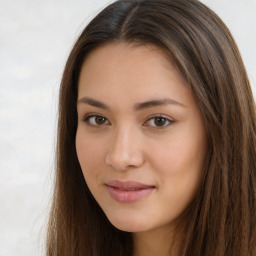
<box><xmin>105</xmin><ymin>180</ymin><xmax>155</xmax><ymax>203</ymax></box>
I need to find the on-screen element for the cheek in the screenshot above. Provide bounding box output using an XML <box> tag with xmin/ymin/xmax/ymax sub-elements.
<box><xmin>75</xmin><ymin>132</ymin><xmax>107</xmax><ymax>181</ymax></box>
<box><xmin>151</xmin><ymin>138</ymin><xmax>206</xmax><ymax>214</ymax></box>
<box><xmin>149</xmin><ymin>138</ymin><xmax>200</xmax><ymax>174</ymax></box>
<box><xmin>148</xmin><ymin>127</ymin><xmax>207</xmax><ymax>191</ymax></box>
<box><xmin>162</xmin><ymin>123</ymin><xmax>206</xmax><ymax>170</ymax></box>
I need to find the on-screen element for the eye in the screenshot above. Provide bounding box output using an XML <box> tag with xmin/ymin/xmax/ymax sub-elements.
<box><xmin>145</xmin><ymin>115</ymin><xmax>174</xmax><ymax>128</ymax></box>
<box><xmin>83</xmin><ymin>114</ymin><xmax>110</xmax><ymax>126</ymax></box>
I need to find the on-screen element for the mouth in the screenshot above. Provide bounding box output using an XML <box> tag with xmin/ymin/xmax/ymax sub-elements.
<box><xmin>105</xmin><ymin>180</ymin><xmax>155</xmax><ymax>203</ymax></box>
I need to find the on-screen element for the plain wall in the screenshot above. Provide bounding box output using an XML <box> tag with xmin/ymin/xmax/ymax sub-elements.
<box><xmin>0</xmin><ymin>1</ymin><xmax>255</xmax><ymax>255</ymax></box>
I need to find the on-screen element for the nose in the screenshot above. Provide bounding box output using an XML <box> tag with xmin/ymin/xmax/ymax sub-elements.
<box><xmin>105</xmin><ymin>126</ymin><xmax>145</xmax><ymax>171</ymax></box>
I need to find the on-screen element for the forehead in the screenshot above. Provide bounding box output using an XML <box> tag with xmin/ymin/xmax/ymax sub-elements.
<box><xmin>79</xmin><ymin>43</ymin><xmax>173</xmax><ymax>79</ymax></box>
<box><xmin>77</xmin><ymin>42</ymin><xmax>193</xmax><ymax>108</ymax></box>
<box><xmin>79</xmin><ymin>43</ymin><xmax>185</xmax><ymax>86</ymax></box>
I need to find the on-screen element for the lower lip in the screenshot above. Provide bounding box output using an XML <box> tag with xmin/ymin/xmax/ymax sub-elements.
<box><xmin>106</xmin><ymin>186</ymin><xmax>154</xmax><ymax>203</ymax></box>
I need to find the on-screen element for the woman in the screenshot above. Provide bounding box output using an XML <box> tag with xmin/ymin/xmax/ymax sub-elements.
<box><xmin>46</xmin><ymin>0</ymin><xmax>256</xmax><ymax>255</ymax></box>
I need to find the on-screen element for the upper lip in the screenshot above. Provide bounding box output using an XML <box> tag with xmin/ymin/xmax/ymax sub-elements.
<box><xmin>105</xmin><ymin>180</ymin><xmax>155</xmax><ymax>190</ymax></box>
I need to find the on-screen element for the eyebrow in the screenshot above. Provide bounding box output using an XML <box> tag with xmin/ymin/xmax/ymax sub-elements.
<box><xmin>134</xmin><ymin>98</ymin><xmax>185</xmax><ymax>110</ymax></box>
<box><xmin>77</xmin><ymin>96</ymin><xmax>185</xmax><ymax>110</ymax></box>
<box><xmin>77</xmin><ymin>97</ymin><xmax>109</xmax><ymax>109</ymax></box>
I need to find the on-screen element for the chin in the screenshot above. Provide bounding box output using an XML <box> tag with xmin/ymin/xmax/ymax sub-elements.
<box><xmin>105</xmin><ymin>211</ymin><xmax>153</xmax><ymax>233</ymax></box>
<box><xmin>111</xmin><ymin>220</ymin><xmax>147</xmax><ymax>233</ymax></box>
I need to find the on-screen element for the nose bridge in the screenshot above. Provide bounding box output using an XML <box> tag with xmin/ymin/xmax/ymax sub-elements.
<box><xmin>114</xmin><ymin>125</ymin><xmax>132</xmax><ymax>151</ymax></box>
<box><xmin>106</xmin><ymin>123</ymin><xmax>144</xmax><ymax>171</ymax></box>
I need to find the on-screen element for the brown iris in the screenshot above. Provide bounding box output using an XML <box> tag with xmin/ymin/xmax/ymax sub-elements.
<box><xmin>95</xmin><ymin>116</ymin><xmax>107</xmax><ymax>125</ymax></box>
<box><xmin>154</xmin><ymin>117</ymin><xmax>167</xmax><ymax>127</ymax></box>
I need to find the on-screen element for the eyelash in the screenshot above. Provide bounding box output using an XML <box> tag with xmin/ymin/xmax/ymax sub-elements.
<box><xmin>83</xmin><ymin>113</ymin><xmax>174</xmax><ymax>128</ymax></box>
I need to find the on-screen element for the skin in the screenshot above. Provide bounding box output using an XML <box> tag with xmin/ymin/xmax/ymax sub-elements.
<box><xmin>76</xmin><ymin>43</ymin><xmax>208</xmax><ymax>255</ymax></box>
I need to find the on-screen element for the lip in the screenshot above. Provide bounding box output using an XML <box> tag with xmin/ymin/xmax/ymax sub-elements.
<box><xmin>105</xmin><ymin>180</ymin><xmax>155</xmax><ymax>203</ymax></box>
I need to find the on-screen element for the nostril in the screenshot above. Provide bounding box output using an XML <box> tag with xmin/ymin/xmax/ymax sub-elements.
<box><xmin>105</xmin><ymin>130</ymin><xmax>145</xmax><ymax>171</ymax></box>
<box><xmin>105</xmin><ymin>149</ymin><xmax>144</xmax><ymax>171</ymax></box>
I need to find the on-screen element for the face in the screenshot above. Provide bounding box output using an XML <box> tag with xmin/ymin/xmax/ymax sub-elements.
<box><xmin>76</xmin><ymin>43</ymin><xmax>208</xmax><ymax>233</ymax></box>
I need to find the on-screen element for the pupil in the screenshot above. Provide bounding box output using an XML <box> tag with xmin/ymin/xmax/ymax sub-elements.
<box><xmin>96</xmin><ymin>116</ymin><xmax>105</xmax><ymax>125</ymax></box>
<box><xmin>155</xmin><ymin>117</ymin><xmax>166</xmax><ymax>126</ymax></box>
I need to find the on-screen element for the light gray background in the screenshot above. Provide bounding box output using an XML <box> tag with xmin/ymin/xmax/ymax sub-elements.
<box><xmin>0</xmin><ymin>1</ymin><xmax>255</xmax><ymax>255</ymax></box>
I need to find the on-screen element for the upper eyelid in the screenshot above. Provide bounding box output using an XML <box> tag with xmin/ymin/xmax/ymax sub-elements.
<box><xmin>83</xmin><ymin>113</ymin><xmax>173</xmax><ymax>119</ymax></box>
<box><xmin>83</xmin><ymin>113</ymin><xmax>107</xmax><ymax>119</ymax></box>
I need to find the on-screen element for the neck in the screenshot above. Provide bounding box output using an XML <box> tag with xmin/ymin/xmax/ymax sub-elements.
<box><xmin>132</xmin><ymin>224</ymin><xmax>184</xmax><ymax>256</ymax></box>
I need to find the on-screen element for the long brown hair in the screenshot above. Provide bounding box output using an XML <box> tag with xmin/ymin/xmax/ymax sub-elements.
<box><xmin>46</xmin><ymin>0</ymin><xmax>256</xmax><ymax>255</ymax></box>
